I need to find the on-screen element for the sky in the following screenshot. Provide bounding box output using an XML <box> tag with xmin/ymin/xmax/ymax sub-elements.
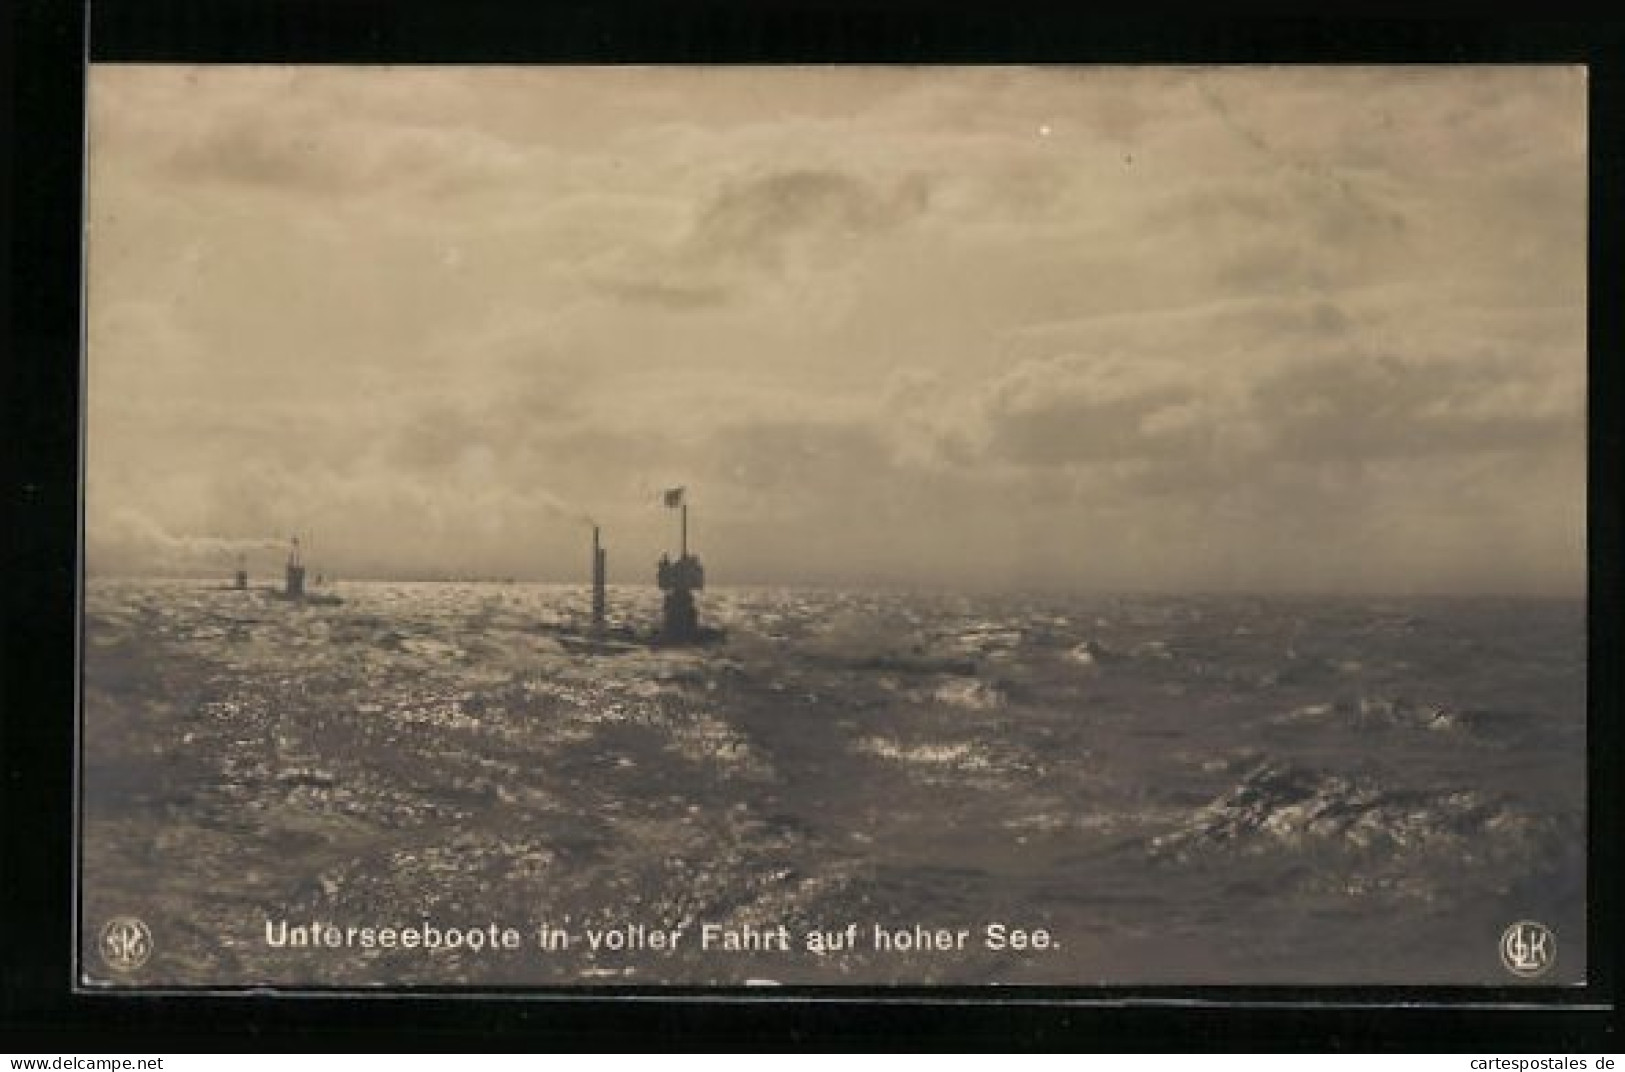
<box><xmin>84</xmin><ymin>65</ymin><xmax>1587</xmax><ymax>594</ymax></box>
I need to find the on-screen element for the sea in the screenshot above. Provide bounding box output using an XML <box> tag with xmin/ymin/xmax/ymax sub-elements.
<box><xmin>80</xmin><ymin>579</ymin><xmax>1586</xmax><ymax>987</ymax></box>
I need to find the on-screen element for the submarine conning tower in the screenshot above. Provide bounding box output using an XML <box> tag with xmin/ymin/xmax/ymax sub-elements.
<box><xmin>285</xmin><ymin>536</ymin><xmax>306</xmax><ymax>599</ymax></box>
<box><xmin>656</xmin><ymin>489</ymin><xmax>705</xmax><ymax>643</ymax></box>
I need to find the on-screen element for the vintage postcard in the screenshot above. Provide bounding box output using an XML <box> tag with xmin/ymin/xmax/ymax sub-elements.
<box><xmin>79</xmin><ymin>65</ymin><xmax>1587</xmax><ymax>989</ymax></box>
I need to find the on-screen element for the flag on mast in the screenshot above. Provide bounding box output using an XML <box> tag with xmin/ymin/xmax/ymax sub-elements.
<box><xmin>663</xmin><ymin>487</ymin><xmax>686</xmax><ymax>508</ymax></box>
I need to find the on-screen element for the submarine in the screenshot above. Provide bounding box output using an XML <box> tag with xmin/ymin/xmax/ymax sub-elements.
<box><xmin>653</xmin><ymin>488</ymin><xmax>722</xmax><ymax>646</ymax></box>
<box><xmin>553</xmin><ymin>490</ymin><xmax>723</xmax><ymax>653</ymax></box>
<box><xmin>263</xmin><ymin>536</ymin><xmax>343</xmax><ymax>606</ymax></box>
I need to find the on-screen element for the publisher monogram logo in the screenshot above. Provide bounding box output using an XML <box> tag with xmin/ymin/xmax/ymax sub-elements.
<box><xmin>1500</xmin><ymin>920</ymin><xmax>1554</xmax><ymax>978</ymax></box>
<box><xmin>99</xmin><ymin>916</ymin><xmax>153</xmax><ymax>972</ymax></box>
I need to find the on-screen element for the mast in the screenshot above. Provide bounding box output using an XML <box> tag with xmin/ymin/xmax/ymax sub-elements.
<box><xmin>591</xmin><ymin>525</ymin><xmax>607</xmax><ymax>628</ymax></box>
<box><xmin>681</xmin><ymin>504</ymin><xmax>688</xmax><ymax>559</ymax></box>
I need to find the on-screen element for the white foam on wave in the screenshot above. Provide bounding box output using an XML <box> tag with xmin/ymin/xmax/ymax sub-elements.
<box><xmin>855</xmin><ymin>736</ymin><xmax>993</xmax><ymax>770</ymax></box>
<box><xmin>931</xmin><ymin>677</ymin><xmax>1005</xmax><ymax>710</ymax></box>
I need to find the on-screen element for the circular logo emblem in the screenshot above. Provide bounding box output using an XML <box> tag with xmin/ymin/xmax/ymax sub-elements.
<box><xmin>98</xmin><ymin>917</ymin><xmax>153</xmax><ymax>972</ymax></box>
<box><xmin>1500</xmin><ymin>920</ymin><xmax>1555</xmax><ymax>978</ymax></box>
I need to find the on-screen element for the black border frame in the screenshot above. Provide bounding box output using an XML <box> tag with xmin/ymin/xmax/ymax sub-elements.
<box><xmin>5</xmin><ymin>0</ymin><xmax>1621</xmax><ymax>1050</ymax></box>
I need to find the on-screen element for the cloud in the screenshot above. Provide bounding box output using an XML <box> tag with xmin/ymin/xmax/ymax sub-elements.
<box><xmin>937</xmin><ymin>336</ymin><xmax>1579</xmax><ymax>489</ymax></box>
<box><xmin>595</xmin><ymin>167</ymin><xmax>934</xmax><ymax>308</ymax></box>
<box><xmin>84</xmin><ymin>66</ymin><xmax>1586</xmax><ymax>593</ymax></box>
<box><xmin>147</xmin><ymin>73</ymin><xmax>538</xmax><ymax>202</ymax></box>
<box><xmin>594</xmin><ymin>278</ymin><xmax>731</xmax><ymax>310</ymax></box>
<box><xmin>690</xmin><ymin>168</ymin><xmax>932</xmax><ymax>266</ymax></box>
<box><xmin>977</xmin><ymin>355</ymin><xmax>1206</xmax><ymax>467</ymax></box>
<box><xmin>1253</xmin><ymin>349</ymin><xmax>1581</xmax><ymax>462</ymax></box>
<box><xmin>705</xmin><ymin>417</ymin><xmax>894</xmax><ymax>500</ymax></box>
<box><xmin>86</xmin><ymin>508</ymin><xmax>288</xmax><ymax>574</ymax></box>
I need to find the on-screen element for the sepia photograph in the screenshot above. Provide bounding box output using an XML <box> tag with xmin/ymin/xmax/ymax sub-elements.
<box><xmin>78</xmin><ymin>64</ymin><xmax>1587</xmax><ymax>990</ymax></box>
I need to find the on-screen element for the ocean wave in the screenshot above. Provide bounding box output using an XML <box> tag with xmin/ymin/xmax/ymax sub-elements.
<box><xmin>929</xmin><ymin>677</ymin><xmax>1006</xmax><ymax>711</ymax></box>
<box><xmin>1149</xmin><ymin>761</ymin><xmax>1561</xmax><ymax>864</ymax></box>
<box><xmin>856</xmin><ymin>737</ymin><xmax>996</xmax><ymax>770</ymax></box>
<box><xmin>853</xmin><ymin>733</ymin><xmax>1038</xmax><ymax>785</ymax></box>
<box><xmin>81</xmin><ymin>580</ymin><xmax>1587</xmax><ymax>984</ymax></box>
<box><xmin>1267</xmin><ymin>694</ymin><xmax>1529</xmax><ymax>740</ymax></box>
